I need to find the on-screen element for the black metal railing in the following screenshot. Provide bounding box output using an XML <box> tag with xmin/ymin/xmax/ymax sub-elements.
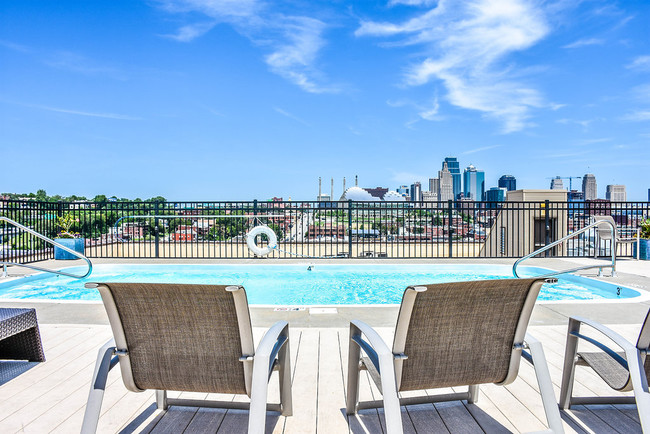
<box><xmin>1</xmin><ymin>199</ymin><xmax>648</xmax><ymax>262</ymax></box>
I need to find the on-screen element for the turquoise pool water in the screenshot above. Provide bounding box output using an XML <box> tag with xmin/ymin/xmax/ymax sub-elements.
<box><xmin>0</xmin><ymin>264</ymin><xmax>640</xmax><ymax>304</ymax></box>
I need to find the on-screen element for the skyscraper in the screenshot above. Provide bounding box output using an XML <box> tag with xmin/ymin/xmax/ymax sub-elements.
<box><xmin>550</xmin><ymin>176</ymin><xmax>564</xmax><ymax>190</ymax></box>
<box><xmin>443</xmin><ymin>157</ymin><xmax>462</xmax><ymax>199</ymax></box>
<box><xmin>498</xmin><ymin>175</ymin><xmax>516</xmax><ymax>191</ymax></box>
<box><xmin>582</xmin><ymin>174</ymin><xmax>597</xmax><ymax>200</ymax></box>
<box><xmin>410</xmin><ymin>182</ymin><xmax>422</xmax><ymax>202</ymax></box>
<box><xmin>438</xmin><ymin>162</ymin><xmax>454</xmax><ymax>201</ymax></box>
<box><xmin>463</xmin><ymin>164</ymin><xmax>485</xmax><ymax>201</ymax></box>
<box><xmin>606</xmin><ymin>185</ymin><xmax>626</xmax><ymax>201</ymax></box>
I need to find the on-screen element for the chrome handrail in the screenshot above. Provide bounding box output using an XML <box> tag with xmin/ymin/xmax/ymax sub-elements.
<box><xmin>1</xmin><ymin>216</ymin><xmax>93</xmax><ymax>279</ymax></box>
<box><xmin>513</xmin><ymin>219</ymin><xmax>617</xmax><ymax>278</ymax></box>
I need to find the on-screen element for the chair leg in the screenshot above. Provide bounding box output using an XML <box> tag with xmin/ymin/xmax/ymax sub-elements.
<box><xmin>81</xmin><ymin>341</ymin><xmax>117</xmax><ymax>434</ymax></box>
<box><xmin>467</xmin><ymin>385</ymin><xmax>479</xmax><ymax>404</ymax></box>
<box><xmin>346</xmin><ymin>324</ymin><xmax>362</xmax><ymax>415</ymax></box>
<box><xmin>279</xmin><ymin>335</ymin><xmax>293</xmax><ymax>416</ymax></box>
<box><xmin>525</xmin><ymin>333</ymin><xmax>564</xmax><ymax>434</ymax></box>
<box><xmin>156</xmin><ymin>390</ymin><xmax>168</xmax><ymax>410</ymax></box>
<box><xmin>559</xmin><ymin>319</ymin><xmax>580</xmax><ymax>410</ymax></box>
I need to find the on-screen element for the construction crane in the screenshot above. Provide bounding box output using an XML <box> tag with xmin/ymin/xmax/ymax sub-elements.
<box><xmin>546</xmin><ymin>176</ymin><xmax>583</xmax><ymax>191</ymax></box>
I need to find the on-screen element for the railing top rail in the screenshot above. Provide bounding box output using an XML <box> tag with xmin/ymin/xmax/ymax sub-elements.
<box><xmin>512</xmin><ymin>219</ymin><xmax>617</xmax><ymax>279</ymax></box>
<box><xmin>0</xmin><ymin>216</ymin><xmax>92</xmax><ymax>279</ymax></box>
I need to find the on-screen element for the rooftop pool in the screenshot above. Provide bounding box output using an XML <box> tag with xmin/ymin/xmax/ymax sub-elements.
<box><xmin>0</xmin><ymin>264</ymin><xmax>642</xmax><ymax>305</ymax></box>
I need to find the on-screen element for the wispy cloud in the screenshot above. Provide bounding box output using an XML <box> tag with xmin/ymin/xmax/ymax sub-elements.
<box><xmin>562</xmin><ymin>38</ymin><xmax>604</xmax><ymax>49</ymax></box>
<box><xmin>155</xmin><ymin>1</ymin><xmax>336</xmax><ymax>93</ymax></box>
<box><xmin>621</xmin><ymin>110</ymin><xmax>650</xmax><ymax>121</ymax></box>
<box><xmin>164</xmin><ymin>22</ymin><xmax>216</xmax><ymax>42</ymax></box>
<box><xmin>273</xmin><ymin>106</ymin><xmax>310</xmax><ymax>126</ymax></box>
<box><xmin>546</xmin><ymin>150</ymin><xmax>590</xmax><ymax>159</ymax></box>
<box><xmin>462</xmin><ymin>144</ymin><xmax>502</xmax><ymax>155</ymax></box>
<box><xmin>390</xmin><ymin>170</ymin><xmax>429</xmax><ymax>184</ymax></box>
<box><xmin>0</xmin><ymin>39</ymin><xmax>31</xmax><ymax>53</ymax></box>
<box><xmin>556</xmin><ymin>118</ymin><xmax>597</xmax><ymax>128</ymax></box>
<box><xmin>17</xmin><ymin>102</ymin><xmax>141</xmax><ymax>120</ymax></box>
<box><xmin>626</xmin><ymin>55</ymin><xmax>650</xmax><ymax>72</ymax></box>
<box><xmin>43</xmin><ymin>51</ymin><xmax>127</xmax><ymax>80</ymax></box>
<box><xmin>356</xmin><ymin>0</ymin><xmax>551</xmax><ymax>133</ymax></box>
<box><xmin>576</xmin><ymin>137</ymin><xmax>611</xmax><ymax>146</ymax></box>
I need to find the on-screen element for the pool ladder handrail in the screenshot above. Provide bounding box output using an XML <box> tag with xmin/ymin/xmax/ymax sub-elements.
<box><xmin>0</xmin><ymin>216</ymin><xmax>92</xmax><ymax>279</ymax></box>
<box><xmin>513</xmin><ymin>219</ymin><xmax>617</xmax><ymax>279</ymax></box>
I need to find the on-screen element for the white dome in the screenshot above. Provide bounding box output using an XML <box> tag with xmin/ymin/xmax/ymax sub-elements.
<box><xmin>340</xmin><ymin>186</ymin><xmax>378</xmax><ymax>201</ymax></box>
<box><xmin>383</xmin><ymin>190</ymin><xmax>406</xmax><ymax>201</ymax></box>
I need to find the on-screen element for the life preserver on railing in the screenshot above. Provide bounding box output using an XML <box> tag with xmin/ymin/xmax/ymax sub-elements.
<box><xmin>246</xmin><ymin>225</ymin><xmax>278</xmax><ymax>256</ymax></box>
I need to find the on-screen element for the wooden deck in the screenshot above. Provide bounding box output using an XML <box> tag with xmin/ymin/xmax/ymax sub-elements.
<box><xmin>0</xmin><ymin>323</ymin><xmax>644</xmax><ymax>433</ymax></box>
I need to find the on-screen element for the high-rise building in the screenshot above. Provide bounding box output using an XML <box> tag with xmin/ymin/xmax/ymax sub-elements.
<box><xmin>550</xmin><ymin>176</ymin><xmax>564</xmax><ymax>190</ymax></box>
<box><xmin>606</xmin><ymin>185</ymin><xmax>626</xmax><ymax>201</ymax></box>
<box><xmin>422</xmin><ymin>191</ymin><xmax>438</xmax><ymax>202</ymax></box>
<box><xmin>443</xmin><ymin>157</ymin><xmax>462</xmax><ymax>199</ymax></box>
<box><xmin>582</xmin><ymin>174</ymin><xmax>597</xmax><ymax>200</ymax></box>
<box><xmin>498</xmin><ymin>175</ymin><xmax>516</xmax><ymax>191</ymax></box>
<box><xmin>463</xmin><ymin>164</ymin><xmax>485</xmax><ymax>201</ymax></box>
<box><xmin>438</xmin><ymin>162</ymin><xmax>454</xmax><ymax>201</ymax></box>
<box><xmin>397</xmin><ymin>185</ymin><xmax>409</xmax><ymax>199</ymax></box>
<box><xmin>485</xmin><ymin>187</ymin><xmax>506</xmax><ymax>202</ymax></box>
<box><xmin>568</xmin><ymin>190</ymin><xmax>584</xmax><ymax>201</ymax></box>
<box><xmin>410</xmin><ymin>182</ymin><xmax>422</xmax><ymax>202</ymax></box>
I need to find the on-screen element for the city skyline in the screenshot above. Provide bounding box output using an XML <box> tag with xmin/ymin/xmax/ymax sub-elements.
<box><xmin>1</xmin><ymin>1</ymin><xmax>650</xmax><ymax>200</ymax></box>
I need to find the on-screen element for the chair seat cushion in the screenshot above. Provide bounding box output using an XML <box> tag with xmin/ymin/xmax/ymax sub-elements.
<box><xmin>578</xmin><ymin>351</ymin><xmax>630</xmax><ymax>391</ymax></box>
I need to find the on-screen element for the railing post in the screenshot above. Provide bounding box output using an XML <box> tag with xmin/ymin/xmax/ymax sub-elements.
<box><xmin>544</xmin><ymin>199</ymin><xmax>550</xmax><ymax>257</ymax></box>
<box><xmin>448</xmin><ymin>200</ymin><xmax>453</xmax><ymax>258</ymax></box>
<box><xmin>348</xmin><ymin>200</ymin><xmax>353</xmax><ymax>258</ymax></box>
<box><xmin>154</xmin><ymin>202</ymin><xmax>160</xmax><ymax>258</ymax></box>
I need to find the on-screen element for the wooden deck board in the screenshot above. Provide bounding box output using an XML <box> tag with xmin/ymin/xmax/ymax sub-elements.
<box><xmin>0</xmin><ymin>324</ymin><xmax>644</xmax><ymax>433</ymax></box>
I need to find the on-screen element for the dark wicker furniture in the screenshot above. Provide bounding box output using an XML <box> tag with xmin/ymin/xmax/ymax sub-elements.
<box><xmin>0</xmin><ymin>308</ymin><xmax>46</xmax><ymax>362</ymax></box>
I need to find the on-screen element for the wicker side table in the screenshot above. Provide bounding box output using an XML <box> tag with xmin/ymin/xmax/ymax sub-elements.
<box><xmin>0</xmin><ymin>308</ymin><xmax>46</xmax><ymax>362</ymax></box>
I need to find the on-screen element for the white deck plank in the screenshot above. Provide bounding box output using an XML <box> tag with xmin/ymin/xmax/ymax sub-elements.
<box><xmin>278</xmin><ymin>329</ymin><xmax>319</xmax><ymax>433</ymax></box>
<box><xmin>316</xmin><ymin>329</ymin><xmax>350</xmax><ymax>433</ymax></box>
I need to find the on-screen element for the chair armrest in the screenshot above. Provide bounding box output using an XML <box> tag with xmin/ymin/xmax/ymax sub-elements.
<box><xmin>349</xmin><ymin>319</ymin><xmax>393</xmax><ymax>373</ymax></box>
<box><xmin>569</xmin><ymin>316</ymin><xmax>638</xmax><ymax>353</ymax></box>
<box><xmin>255</xmin><ymin>321</ymin><xmax>290</xmax><ymax>379</ymax></box>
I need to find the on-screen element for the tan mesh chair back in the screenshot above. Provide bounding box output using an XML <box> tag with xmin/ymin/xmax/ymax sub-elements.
<box><xmin>96</xmin><ymin>283</ymin><xmax>254</xmax><ymax>395</ymax></box>
<box><xmin>394</xmin><ymin>278</ymin><xmax>544</xmax><ymax>391</ymax></box>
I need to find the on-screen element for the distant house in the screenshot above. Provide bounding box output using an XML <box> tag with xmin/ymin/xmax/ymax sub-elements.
<box><xmin>171</xmin><ymin>225</ymin><xmax>198</xmax><ymax>242</ymax></box>
<box><xmin>122</xmin><ymin>223</ymin><xmax>146</xmax><ymax>239</ymax></box>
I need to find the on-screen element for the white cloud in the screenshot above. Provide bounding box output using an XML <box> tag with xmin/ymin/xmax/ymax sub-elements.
<box><xmin>154</xmin><ymin>1</ymin><xmax>335</xmax><ymax>93</ymax></box>
<box><xmin>265</xmin><ymin>17</ymin><xmax>335</xmax><ymax>94</ymax></box>
<box><xmin>357</xmin><ymin>0</ymin><xmax>551</xmax><ymax>133</ymax></box>
<box><xmin>390</xmin><ymin>171</ymin><xmax>429</xmax><ymax>184</ymax></box>
<box><xmin>462</xmin><ymin>144</ymin><xmax>502</xmax><ymax>155</ymax></box>
<box><xmin>562</xmin><ymin>38</ymin><xmax>604</xmax><ymax>49</ymax></box>
<box><xmin>418</xmin><ymin>96</ymin><xmax>440</xmax><ymax>120</ymax></box>
<box><xmin>621</xmin><ymin>110</ymin><xmax>650</xmax><ymax>121</ymax></box>
<box><xmin>273</xmin><ymin>106</ymin><xmax>310</xmax><ymax>126</ymax></box>
<box><xmin>165</xmin><ymin>22</ymin><xmax>216</xmax><ymax>42</ymax></box>
<box><xmin>626</xmin><ymin>55</ymin><xmax>650</xmax><ymax>72</ymax></box>
<box><xmin>388</xmin><ymin>0</ymin><xmax>438</xmax><ymax>6</ymax></box>
<box><xmin>20</xmin><ymin>103</ymin><xmax>141</xmax><ymax>120</ymax></box>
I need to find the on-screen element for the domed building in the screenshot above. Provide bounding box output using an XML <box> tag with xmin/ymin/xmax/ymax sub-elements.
<box><xmin>382</xmin><ymin>190</ymin><xmax>406</xmax><ymax>201</ymax></box>
<box><xmin>338</xmin><ymin>186</ymin><xmax>379</xmax><ymax>202</ymax></box>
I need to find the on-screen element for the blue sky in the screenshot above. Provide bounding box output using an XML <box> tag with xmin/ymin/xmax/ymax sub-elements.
<box><xmin>1</xmin><ymin>0</ymin><xmax>649</xmax><ymax>201</ymax></box>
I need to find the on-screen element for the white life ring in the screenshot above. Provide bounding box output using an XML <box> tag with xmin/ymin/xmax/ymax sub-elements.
<box><xmin>246</xmin><ymin>225</ymin><xmax>278</xmax><ymax>256</ymax></box>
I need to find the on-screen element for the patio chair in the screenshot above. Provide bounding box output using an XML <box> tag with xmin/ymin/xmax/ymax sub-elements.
<box><xmin>81</xmin><ymin>283</ymin><xmax>292</xmax><ymax>434</ymax></box>
<box><xmin>346</xmin><ymin>278</ymin><xmax>563</xmax><ymax>434</ymax></box>
<box><xmin>593</xmin><ymin>215</ymin><xmax>641</xmax><ymax>259</ymax></box>
<box><xmin>559</xmin><ymin>309</ymin><xmax>650</xmax><ymax>432</ymax></box>
<box><xmin>0</xmin><ymin>308</ymin><xmax>45</xmax><ymax>362</ymax></box>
